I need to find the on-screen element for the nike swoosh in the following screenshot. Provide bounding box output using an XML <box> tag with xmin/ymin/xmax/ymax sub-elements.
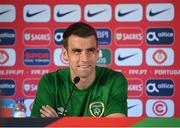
<box><xmin>149</xmin><ymin>8</ymin><xmax>169</xmax><ymax>17</ymax></box>
<box><xmin>26</xmin><ymin>10</ymin><xmax>46</xmax><ymax>17</ymax></box>
<box><xmin>87</xmin><ymin>9</ymin><xmax>106</xmax><ymax>17</ymax></box>
<box><xmin>118</xmin><ymin>53</ymin><xmax>137</xmax><ymax>61</ymax></box>
<box><xmin>57</xmin><ymin>9</ymin><xmax>76</xmax><ymax>17</ymax></box>
<box><xmin>118</xmin><ymin>9</ymin><xmax>138</xmax><ymax>17</ymax></box>
<box><xmin>128</xmin><ymin>104</ymin><xmax>137</xmax><ymax>109</ymax></box>
<box><xmin>0</xmin><ymin>9</ymin><xmax>11</xmax><ymax>15</ymax></box>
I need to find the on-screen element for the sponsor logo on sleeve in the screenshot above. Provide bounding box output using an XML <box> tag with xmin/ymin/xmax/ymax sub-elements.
<box><xmin>84</xmin><ymin>4</ymin><xmax>112</xmax><ymax>22</ymax></box>
<box><xmin>54</xmin><ymin>48</ymin><xmax>69</xmax><ymax>66</ymax></box>
<box><xmin>115</xmin><ymin>48</ymin><xmax>142</xmax><ymax>66</ymax></box>
<box><xmin>146</xmin><ymin>79</ymin><xmax>174</xmax><ymax>96</ymax></box>
<box><xmin>0</xmin><ymin>29</ymin><xmax>16</xmax><ymax>45</ymax></box>
<box><xmin>54</xmin><ymin>4</ymin><xmax>81</xmax><ymax>22</ymax></box>
<box><xmin>0</xmin><ymin>79</ymin><xmax>15</xmax><ymax>96</ymax></box>
<box><xmin>128</xmin><ymin>99</ymin><xmax>143</xmax><ymax>117</ymax></box>
<box><xmin>0</xmin><ymin>4</ymin><xmax>16</xmax><ymax>22</ymax></box>
<box><xmin>96</xmin><ymin>48</ymin><xmax>111</xmax><ymax>66</ymax></box>
<box><xmin>115</xmin><ymin>4</ymin><xmax>142</xmax><ymax>22</ymax></box>
<box><xmin>23</xmin><ymin>4</ymin><xmax>50</xmax><ymax>22</ymax></box>
<box><xmin>146</xmin><ymin>28</ymin><xmax>174</xmax><ymax>45</ymax></box>
<box><xmin>54</xmin><ymin>29</ymin><xmax>65</xmax><ymax>45</ymax></box>
<box><xmin>128</xmin><ymin>78</ymin><xmax>143</xmax><ymax>97</ymax></box>
<box><xmin>146</xmin><ymin>99</ymin><xmax>174</xmax><ymax>117</ymax></box>
<box><xmin>0</xmin><ymin>48</ymin><xmax>16</xmax><ymax>66</ymax></box>
<box><xmin>23</xmin><ymin>49</ymin><xmax>50</xmax><ymax>66</ymax></box>
<box><xmin>146</xmin><ymin>3</ymin><xmax>174</xmax><ymax>21</ymax></box>
<box><xmin>146</xmin><ymin>48</ymin><xmax>174</xmax><ymax>66</ymax></box>
<box><xmin>23</xmin><ymin>28</ymin><xmax>51</xmax><ymax>46</ymax></box>
<box><xmin>115</xmin><ymin>27</ymin><xmax>143</xmax><ymax>46</ymax></box>
<box><xmin>95</xmin><ymin>28</ymin><xmax>111</xmax><ymax>45</ymax></box>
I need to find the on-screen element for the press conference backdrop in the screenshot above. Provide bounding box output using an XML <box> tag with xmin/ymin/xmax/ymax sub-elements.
<box><xmin>0</xmin><ymin>0</ymin><xmax>179</xmax><ymax>117</ymax></box>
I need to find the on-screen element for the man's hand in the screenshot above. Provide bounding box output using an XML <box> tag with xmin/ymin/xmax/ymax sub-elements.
<box><xmin>40</xmin><ymin>105</ymin><xmax>58</xmax><ymax>117</ymax></box>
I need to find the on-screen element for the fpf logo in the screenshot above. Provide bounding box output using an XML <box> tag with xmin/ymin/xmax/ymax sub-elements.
<box><xmin>23</xmin><ymin>28</ymin><xmax>51</xmax><ymax>46</ymax></box>
<box><xmin>146</xmin><ymin>99</ymin><xmax>174</xmax><ymax>117</ymax></box>
<box><xmin>146</xmin><ymin>48</ymin><xmax>174</xmax><ymax>66</ymax></box>
<box><xmin>54</xmin><ymin>48</ymin><xmax>69</xmax><ymax>66</ymax></box>
<box><xmin>0</xmin><ymin>48</ymin><xmax>16</xmax><ymax>66</ymax></box>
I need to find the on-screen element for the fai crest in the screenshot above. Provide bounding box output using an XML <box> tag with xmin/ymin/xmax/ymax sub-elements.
<box><xmin>89</xmin><ymin>102</ymin><xmax>104</xmax><ymax>117</ymax></box>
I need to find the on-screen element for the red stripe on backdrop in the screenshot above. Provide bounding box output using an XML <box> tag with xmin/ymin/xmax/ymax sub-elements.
<box><xmin>46</xmin><ymin>117</ymin><xmax>145</xmax><ymax>127</ymax></box>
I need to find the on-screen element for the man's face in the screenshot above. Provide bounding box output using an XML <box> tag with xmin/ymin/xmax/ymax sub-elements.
<box><xmin>63</xmin><ymin>35</ymin><xmax>99</xmax><ymax>79</ymax></box>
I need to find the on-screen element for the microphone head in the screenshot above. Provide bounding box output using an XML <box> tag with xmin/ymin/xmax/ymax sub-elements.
<box><xmin>73</xmin><ymin>76</ymin><xmax>80</xmax><ymax>84</ymax></box>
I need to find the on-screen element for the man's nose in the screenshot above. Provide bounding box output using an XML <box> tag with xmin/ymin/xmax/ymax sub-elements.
<box><xmin>80</xmin><ymin>51</ymin><xmax>89</xmax><ymax>61</ymax></box>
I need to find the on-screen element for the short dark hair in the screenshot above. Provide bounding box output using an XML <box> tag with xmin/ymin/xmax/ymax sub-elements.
<box><xmin>63</xmin><ymin>22</ymin><xmax>98</xmax><ymax>49</ymax></box>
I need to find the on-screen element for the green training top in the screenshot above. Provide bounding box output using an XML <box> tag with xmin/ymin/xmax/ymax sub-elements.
<box><xmin>31</xmin><ymin>66</ymin><xmax>127</xmax><ymax>117</ymax></box>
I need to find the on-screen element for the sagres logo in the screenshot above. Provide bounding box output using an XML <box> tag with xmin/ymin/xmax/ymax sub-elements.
<box><xmin>24</xmin><ymin>49</ymin><xmax>50</xmax><ymax>66</ymax></box>
<box><xmin>146</xmin><ymin>3</ymin><xmax>174</xmax><ymax>21</ymax></box>
<box><xmin>146</xmin><ymin>99</ymin><xmax>174</xmax><ymax>117</ymax></box>
<box><xmin>89</xmin><ymin>102</ymin><xmax>104</xmax><ymax>117</ymax></box>
<box><xmin>0</xmin><ymin>48</ymin><xmax>16</xmax><ymax>66</ymax></box>
<box><xmin>146</xmin><ymin>48</ymin><xmax>174</xmax><ymax>66</ymax></box>
<box><xmin>24</xmin><ymin>4</ymin><xmax>50</xmax><ymax>22</ymax></box>
<box><xmin>23</xmin><ymin>78</ymin><xmax>38</xmax><ymax>97</ymax></box>
<box><xmin>0</xmin><ymin>4</ymin><xmax>16</xmax><ymax>22</ymax></box>
<box><xmin>54</xmin><ymin>48</ymin><xmax>69</xmax><ymax>66</ymax></box>
<box><xmin>115</xmin><ymin>4</ymin><xmax>143</xmax><ymax>22</ymax></box>
<box><xmin>54</xmin><ymin>4</ymin><xmax>81</xmax><ymax>22</ymax></box>
<box><xmin>115</xmin><ymin>27</ymin><xmax>143</xmax><ymax>46</ymax></box>
<box><xmin>128</xmin><ymin>78</ymin><xmax>143</xmax><ymax>97</ymax></box>
<box><xmin>0</xmin><ymin>79</ymin><xmax>15</xmax><ymax>96</ymax></box>
<box><xmin>128</xmin><ymin>99</ymin><xmax>143</xmax><ymax>117</ymax></box>
<box><xmin>0</xmin><ymin>29</ymin><xmax>16</xmax><ymax>45</ymax></box>
<box><xmin>146</xmin><ymin>28</ymin><xmax>174</xmax><ymax>45</ymax></box>
<box><xmin>54</xmin><ymin>29</ymin><xmax>65</xmax><ymax>45</ymax></box>
<box><xmin>23</xmin><ymin>28</ymin><xmax>51</xmax><ymax>46</ymax></box>
<box><xmin>96</xmin><ymin>28</ymin><xmax>111</xmax><ymax>45</ymax></box>
<box><xmin>96</xmin><ymin>49</ymin><xmax>111</xmax><ymax>66</ymax></box>
<box><xmin>84</xmin><ymin>4</ymin><xmax>112</xmax><ymax>22</ymax></box>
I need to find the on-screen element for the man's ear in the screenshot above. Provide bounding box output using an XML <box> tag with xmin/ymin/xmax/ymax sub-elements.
<box><xmin>62</xmin><ymin>47</ymin><xmax>68</xmax><ymax>61</ymax></box>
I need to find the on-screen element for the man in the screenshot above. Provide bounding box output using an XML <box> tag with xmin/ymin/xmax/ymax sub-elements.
<box><xmin>31</xmin><ymin>22</ymin><xmax>127</xmax><ymax>117</ymax></box>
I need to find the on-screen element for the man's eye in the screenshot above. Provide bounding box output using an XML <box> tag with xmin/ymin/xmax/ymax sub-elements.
<box><xmin>87</xmin><ymin>48</ymin><xmax>96</xmax><ymax>53</ymax></box>
<box><xmin>72</xmin><ymin>50</ymin><xmax>81</xmax><ymax>54</ymax></box>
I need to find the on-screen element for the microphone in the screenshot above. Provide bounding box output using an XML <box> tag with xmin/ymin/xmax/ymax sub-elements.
<box><xmin>60</xmin><ymin>76</ymin><xmax>80</xmax><ymax>117</ymax></box>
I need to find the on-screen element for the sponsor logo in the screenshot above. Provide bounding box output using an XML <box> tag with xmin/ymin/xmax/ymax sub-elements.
<box><xmin>115</xmin><ymin>27</ymin><xmax>143</xmax><ymax>46</ymax></box>
<box><xmin>115</xmin><ymin>4</ymin><xmax>142</xmax><ymax>22</ymax></box>
<box><xmin>0</xmin><ymin>48</ymin><xmax>16</xmax><ymax>66</ymax></box>
<box><xmin>0</xmin><ymin>29</ymin><xmax>16</xmax><ymax>45</ymax></box>
<box><xmin>54</xmin><ymin>48</ymin><xmax>69</xmax><ymax>66</ymax></box>
<box><xmin>23</xmin><ymin>4</ymin><xmax>50</xmax><ymax>22</ymax></box>
<box><xmin>89</xmin><ymin>102</ymin><xmax>104</xmax><ymax>117</ymax></box>
<box><xmin>54</xmin><ymin>4</ymin><xmax>81</xmax><ymax>22</ymax></box>
<box><xmin>84</xmin><ymin>4</ymin><xmax>112</xmax><ymax>22</ymax></box>
<box><xmin>146</xmin><ymin>3</ymin><xmax>174</xmax><ymax>21</ymax></box>
<box><xmin>115</xmin><ymin>48</ymin><xmax>142</xmax><ymax>66</ymax></box>
<box><xmin>146</xmin><ymin>99</ymin><xmax>174</xmax><ymax>117</ymax></box>
<box><xmin>0</xmin><ymin>79</ymin><xmax>15</xmax><ymax>96</ymax></box>
<box><xmin>23</xmin><ymin>78</ymin><xmax>39</xmax><ymax>97</ymax></box>
<box><xmin>95</xmin><ymin>28</ymin><xmax>111</xmax><ymax>45</ymax></box>
<box><xmin>0</xmin><ymin>5</ymin><xmax>16</xmax><ymax>22</ymax></box>
<box><xmin>146</xmin><ymin>28</ymin><xmax>174</xmax><ymax>45</ymax></box>
<box><xmin>23</xmin><ymin>28</ymin><xmax>51</xmax><ymax>46</ymax></box>
<box><xmin>128</xmin><ymin>99</ymin><xmax>143</xmax><ymax>117</ymax></box>
<box><xmin>24</xmin><ymin>99</ymin><xmax>34</xmax><ymax>117</ymax></box>
<box><xmin>23</xmin><ymin>49</ymin><xmax>50</xmax><ymax>66</ymax></box>
<box><xmin>146</xmin><ymin>79</ymin><xmax>174</xmax><ymax>96</ymax></box>
<box><xmin>146</xmin><ymin>48</ymin><xmax>174</xmax><ymax>66</ymax></box>
<box><xmin>96</xmin><ymin>48</ymin><xmax>111</xmax><ymax>66</ymax></box>
<box><xmin>128</xmin><ymin>78</ymin><xmax>143</xmax><ymax>97</ymax></box>
<box><xmin>54</xmin><ymin>29</ymin><xmax>65</xmax><ymax>45</ymax></box>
